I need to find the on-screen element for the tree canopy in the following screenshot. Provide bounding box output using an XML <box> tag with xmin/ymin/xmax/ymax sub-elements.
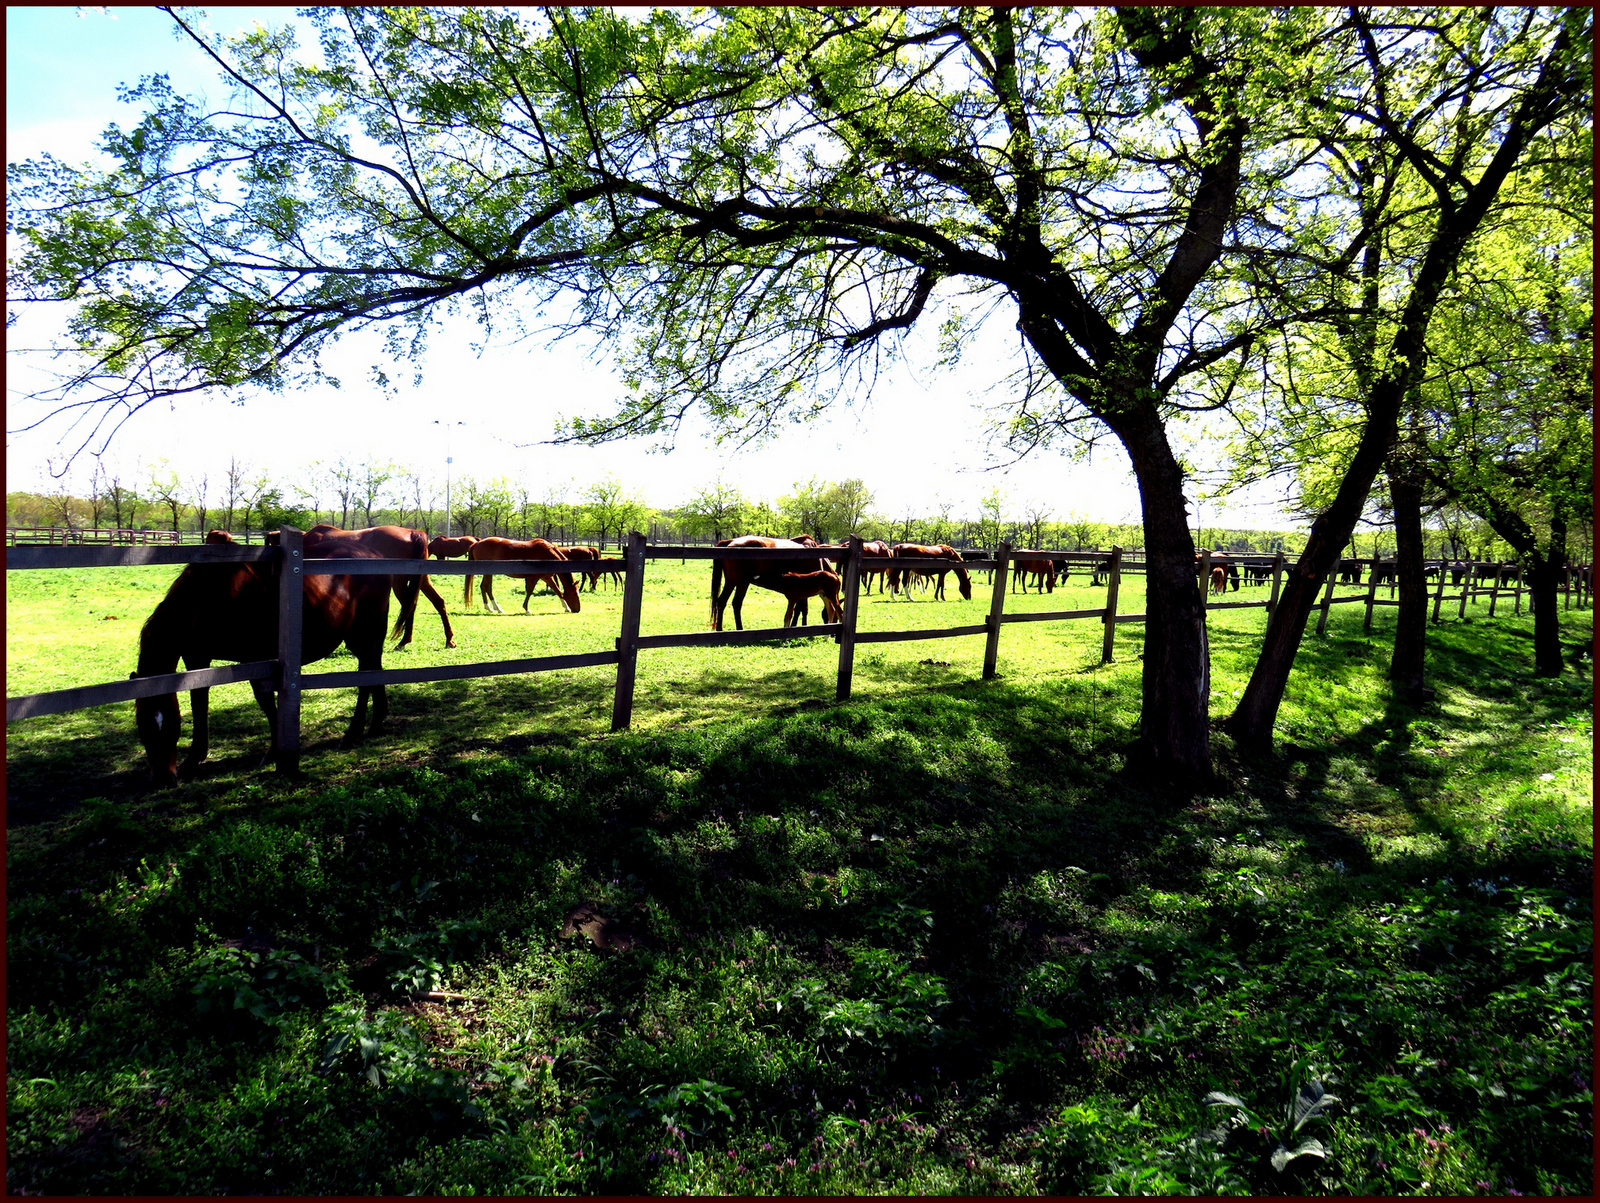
<box><xmin>8</xmin><ymin>6</ymin><xmax>1589</xmax><ymax>771</ymax></box>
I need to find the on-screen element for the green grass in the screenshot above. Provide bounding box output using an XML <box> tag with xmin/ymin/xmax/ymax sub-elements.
<box><xmin>6</xmin><ymin>559</ymin><xmax>1592</xmax><ymax>1194</ymax></box>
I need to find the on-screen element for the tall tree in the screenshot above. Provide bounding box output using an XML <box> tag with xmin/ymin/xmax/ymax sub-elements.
<box><xmin>1216</xmin><ymin>9</ymin><xmax>1589</xmax><ymax>746</ymax></box>
<box><xmin>681</xmin><ymin>479</ymin><xmax>746</xmax><ymax>543</ymax></box>
<box><xmin>1414</xmin><ymin>209</ymin><xmax>1592</xmax><ymax>675</ymax></box>
<box><xmin>147</xmin><ymin>459</ymin><xmax>185</xmax><ymax>532</ymax></box>
<box><xmin>7</xmin><ymin>7</ymin><xmax>1586</xmax><ymax>770</ymax></box>
<box><xmin>582</xmin><ymin>474</ymin><xmax>648</xmax><ymax>549</ymax></box>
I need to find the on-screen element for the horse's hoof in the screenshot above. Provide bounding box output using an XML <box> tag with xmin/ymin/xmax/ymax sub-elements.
<box><xmin>446</xmin><ymin>639</ymin><xmax>458</xmax><ymax>649</ymax></box>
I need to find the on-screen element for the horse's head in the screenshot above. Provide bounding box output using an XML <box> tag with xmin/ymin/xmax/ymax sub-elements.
<box><xmin>133</xmin><ymin>681</ymin><xmax>181</xmax><ymax>788</ymax></box>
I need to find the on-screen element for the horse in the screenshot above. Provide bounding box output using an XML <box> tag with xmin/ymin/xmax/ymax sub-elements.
<box><xmin>889</xmin><ymin>544</ymin><xmax>973</xmax><ymax>600</ymax></box>
<box><xmin>133</xmin><ymin>541</ymin><xmax>406</xmax><ymax>787</ymax></box>
<box><xmin>772</xmin><ymin>569</ymin><xmax>845</xmax><ymax>626</ymax></box>
<box><xmin>1337</xmin><ymin>557</ymin><xmax>1362</xmax><ymax>584</ymax></box>
<box><xmin>555</xmin><ymin>545</ymin><xmax>603</xmax><ymax>592</ymax></box>
<box><xmin>428</xmin><ymin>534</ymin><xmax>478</xmax><ymax>560</ymax></box>
<box><xmin>710</xmin><ymin>536</ymin><xmax>830</xmax><ymax>630</ymax></box>
<box><xmin>1210</xmin><ymin>566</ymin><xmax>1227</xmax><ymax>594</ymax></box>
<box><xmin>249</xmin><ymin>524</ymin><xmax>454</xmax><ymax>649</ymax></box>
<box><xmin>1011</xmin><ymin>556</ymin><xmax>1055</xmax><ymax>594</ymax></box>
<box><xmin>465</xmin><ymin>537</ymin><xmax>581</xmax><ymax>613</ymax></box>
<box><xmin>856</xmin><ymin>538</ymin><xmax>897</xmax><ymax>594</ymax></box>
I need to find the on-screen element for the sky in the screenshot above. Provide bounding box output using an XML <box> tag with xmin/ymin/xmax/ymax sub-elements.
<box><xmin>5</xmin><ymin>6</ymin><xmax>1294</xmax><ymax>531</ymax></box>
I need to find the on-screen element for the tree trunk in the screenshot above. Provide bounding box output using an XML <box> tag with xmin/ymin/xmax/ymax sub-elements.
<box><xmin>1529</xmin><ymin>516</ymin><xmax>1568</xmax><ymax>677</ymax></box>
<box><xmin>1121</xmin><ymin>413</ymin><xmax>1210</xmax><ymax>776</ymax></box>
<box><xmin>1388</xmin><ymin>469</ymin><xmax>1428</xmax><ymax>691</ymax></box>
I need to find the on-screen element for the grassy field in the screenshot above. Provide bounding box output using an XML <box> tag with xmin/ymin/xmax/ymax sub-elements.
<box><xmin>6</xmin><ymin>557</ymin><xmax>1593</xmax><ymax>1194</ymax></box>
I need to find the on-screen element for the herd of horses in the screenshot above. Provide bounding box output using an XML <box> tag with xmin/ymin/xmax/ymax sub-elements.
<box><xmin>128</xmin><ymin>524</ymin><xmax>1519</xmax><ymax>786</ymax></box>
<box><xmin>129</xmin><ymin>526</ymin><xmax>981</xmax><ymax>784</ymax></box>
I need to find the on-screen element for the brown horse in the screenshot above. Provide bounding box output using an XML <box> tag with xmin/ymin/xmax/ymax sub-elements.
<box><xmin>429</xmin><ymin>534</ymin><xmax>478</xmax><ymax>560</ymax></box>
<box><xmin>710</xmin><ymin>536</ymin><xmax>830</xmax><ymax>630</ymax></box>
<box><xmin>1012</xmin><ymin>556</ymin><xmax>1056</xmax><ymax>594</ymax></box>
<box><xmin>856</xmin><ymin>538</ymin><xmax>897</xmax><ymax>594</ymax></box>
<box><xmin>890</xmin><ymin>544</ymin><xmax>974</xmax><ymax>601</ymax></box>
<box><xmin>465</xmin><ymin>537</ymin><xmax>581</xmax><ymax>613</ymax></box>
<box><xmin>304</xmin><ymin>524</ymin><xmax>454</xmax><ymax>648</ymax></box>
<box><xmin>254</xmin><ymin>524</ymin><xmax>451</xmax><ymax>649</ymax></box>
<box><xmin>774</xmin><ymin>569</ymin><xmax>845</xmax><ymax>626</ymax></box>
<box><xmin>133</xmin><ymin>541</ymin><xmax>406</xmax><ymax>787</ymax></box>
<box><xmin>557</xmin><ymin>545</ymin><xmax>602</xmax><ymax>592</ymax></box>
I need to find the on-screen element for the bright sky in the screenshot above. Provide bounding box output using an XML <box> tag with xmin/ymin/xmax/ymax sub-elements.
<box><xmin>5</xmin><ymin>6</ymin><xmax>1291</xmax><ymax>530</ymax></box>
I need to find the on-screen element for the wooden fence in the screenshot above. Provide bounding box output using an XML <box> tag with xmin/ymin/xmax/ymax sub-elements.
<box><xmin>6</xmin><ymin>526</ymin><xmax>184</xmax><ymax>546</ymax></box>
<box><xmin>5</xmin><ymin>532</ymin><xmax>1587</xmax><ymax>776</ymax></box>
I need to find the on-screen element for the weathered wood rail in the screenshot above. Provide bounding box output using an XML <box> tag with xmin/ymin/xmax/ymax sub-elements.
<box><xmin>5</xmin><ymin>530</ymin><xmax>1582</xmax><ymax>777</ymax></box>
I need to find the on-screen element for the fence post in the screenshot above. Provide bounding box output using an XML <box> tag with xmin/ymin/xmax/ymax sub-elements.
<box><xmin>1101</xmin><ymin>545</ymin><xmax>1123</xmax><ymax>663</ymax></box>
<box><xmin>1315</xmin><ymin>564</ymin><xmax>1336</xmax><ymax>635</ymax></box>
<box><xmin>1432</xmin><ymin>561</ymin><xmax>1448</xmax><ymax>623</ymax></box>
<box><xmin>836</xmin><ymin>535</ymin><xmax>863</xmax><ymax>702</ymax></box>
<box><xmin>275</xmin><ymin>525</ymin><xmax>304</xmax><ymax>775</ymax></box>
<box><xmin>983</xmin><ymin>542</ymin><xmax>1011</xmax><ymax>679</ymax></box>
<box><xmin>610</xmin><ymin>530</ymin><xmax>648</xmax><ymax>732</ymax></box>
<box><xmin>1363</xmin><ymin>557</ymin><xmax>1381</xmax><ymax>633</ymax></box>
<box><xmin>1457</xmin><ymin>564</ymin><xmax>1473</xmax><ymax>620</ymax></box>
<box><xmin>1267</xmin><ymin>551</ymin><xmax>1285</xmax><ymax>620</ymax></box>
<box><xmin>1487</xmin><ymin>563</ymin><xmax>1502</xmax><ymax>617</ymax></box>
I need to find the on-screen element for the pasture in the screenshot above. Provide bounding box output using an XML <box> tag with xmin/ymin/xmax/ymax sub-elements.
<box><xmin>5</xmin><ymin>558</ymin><xmax>1593</xmax><ymax>1195</ymax></box>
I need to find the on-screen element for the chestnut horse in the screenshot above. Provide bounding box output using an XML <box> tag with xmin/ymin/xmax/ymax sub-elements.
<box><xmin>774</xmin><ymin>569</ymin><xmax>845</xmax><ymax>626</ymax></box>
<box><xmin>134</xmin><ymin>541</ymin><xmax>405</xmax><ymax>787</ymax></box>
<box><xmin>252</xmin><ymin>524</ymin><xmax>452</xmax><ymax>649</ymax></box>
<box><xmin>429</xmin><ymin>534</ymin><xmax>478</xmax><ymax>560</ymax></box>
<box><xmin>856</xmin><ymin>538</ymin><xmax>897</xmax><ymax>594</ymax></box>
<box><xmin>305</xmin><ymin>524</ymin><xmax>454</xmax><ymax>648</ymax></box>
<box><xmin>710</xmin><ymin>536</ymin><xmax>830</xmax><ymax>630</ymax></box>
<box><xmin>1011</xmin><ymin>556</ymin><xmax>1055</xmax><ymax>594</ymax></box>
<box><xmin>465</xmin><ymin>537</ymin><xmax>581</xmax><ymax>613</ymax></box>
<box><xmin>889</xmin><ymin>544</ymin><xmax>974</xmax><ymax>601</ymax></box>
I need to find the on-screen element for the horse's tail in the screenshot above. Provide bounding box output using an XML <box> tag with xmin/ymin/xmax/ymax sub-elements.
<box><xmin>710</xmin><ymin>558</ymin><xmax>723</xmax><ymax>629</ymax></box>
<box><xmin>391</xmin><ymin>572</ymin><xmax>423</xmax><ymax>647</ymax></box>
<box><xmin>391</xmin><ymin>531</ymin><xmax>428</xmax><ymax>645</ymax></box>
<box><xmin>463</xmin><ymin>572</ymin><xmax>475</xmax><ymax>608</ymax></box>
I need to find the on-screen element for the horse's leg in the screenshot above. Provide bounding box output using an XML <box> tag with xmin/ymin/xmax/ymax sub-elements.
<box><xmin>251</xmin><ymin>679</ymin><xmax>280</xmax><ymax>760</ymax></box>
<box><xmin>417</xmin><ymin>576</ymin><xmax>455</xmax><ymax>648</ymax></box>
<box><xmin>181</xmin><ymin>656</ymin><xmax>212</xmax><ymax>774</ymax></box>
<box><xmin>732</xmin><ymin>582</ymin><xmax>749</xmax><ymax>631</ymax></box>
<box><xmin>523</xmin><ymin>576</ymin><xmax>535</xmax><ymax>612</ymax></box>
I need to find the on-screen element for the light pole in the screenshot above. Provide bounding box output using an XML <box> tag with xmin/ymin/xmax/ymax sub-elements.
<box><xmin>434</xmin><ymin>420</ymin><xmax>464</xmax><ymax>537</ymax></box>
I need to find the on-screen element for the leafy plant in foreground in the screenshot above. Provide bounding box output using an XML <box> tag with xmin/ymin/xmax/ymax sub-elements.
<box><xmin>1202</xmin><ymin>1062</ymin><xmax>1341</xmax><ymax>1175</ymax></box>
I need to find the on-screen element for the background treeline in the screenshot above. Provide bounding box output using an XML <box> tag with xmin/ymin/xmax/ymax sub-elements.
<box><xmin>8</xmin><ymin>455</ymin><xmax>1587</xmax><ymax>564</ymax></box>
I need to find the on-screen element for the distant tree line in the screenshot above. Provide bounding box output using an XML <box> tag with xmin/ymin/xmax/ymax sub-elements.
<box><xmin>10</xmin><ymin>456</ymin><xmax>1586</xmax><ymax>565</ymax></box>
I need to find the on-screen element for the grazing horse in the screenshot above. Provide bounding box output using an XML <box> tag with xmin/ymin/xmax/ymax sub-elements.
<box><xmin>710</xmin><ymin>536</ymin><xmax>830</xmax><ymax>630</ymax></box>
<box><xmin>133</xmin><ymin>542</ymin><xmax>406</xmax><ymax>787</ymax></box>
<box><xmin>465</xmin><ymin>537</ymin><xmax>581</xmax><ymax>613</ymax></box>
<box><xmin>429</xmin><ymin>534</ymin><xmax>478</xmax><ymax>561</ymax></box>
<box><xmin>1210</xmin><ymin>566</ymin><xmax>1228</xmax><ymax>594</ymax></box>
<box><xmin>1011</xmin><ymin>556</ymin><xmax>1056</xmax><ymax>594</ymax></box>
<box><xmin>889</xmin><ymin>544</ymin><xmax>973</xmax><ymax>601</ymax></box>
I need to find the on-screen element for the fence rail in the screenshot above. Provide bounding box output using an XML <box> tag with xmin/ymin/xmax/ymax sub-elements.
<box><xmin>6</xmin><ymin>532</ymin><xmax>1587</xmax><ymax>774</ymax></box>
